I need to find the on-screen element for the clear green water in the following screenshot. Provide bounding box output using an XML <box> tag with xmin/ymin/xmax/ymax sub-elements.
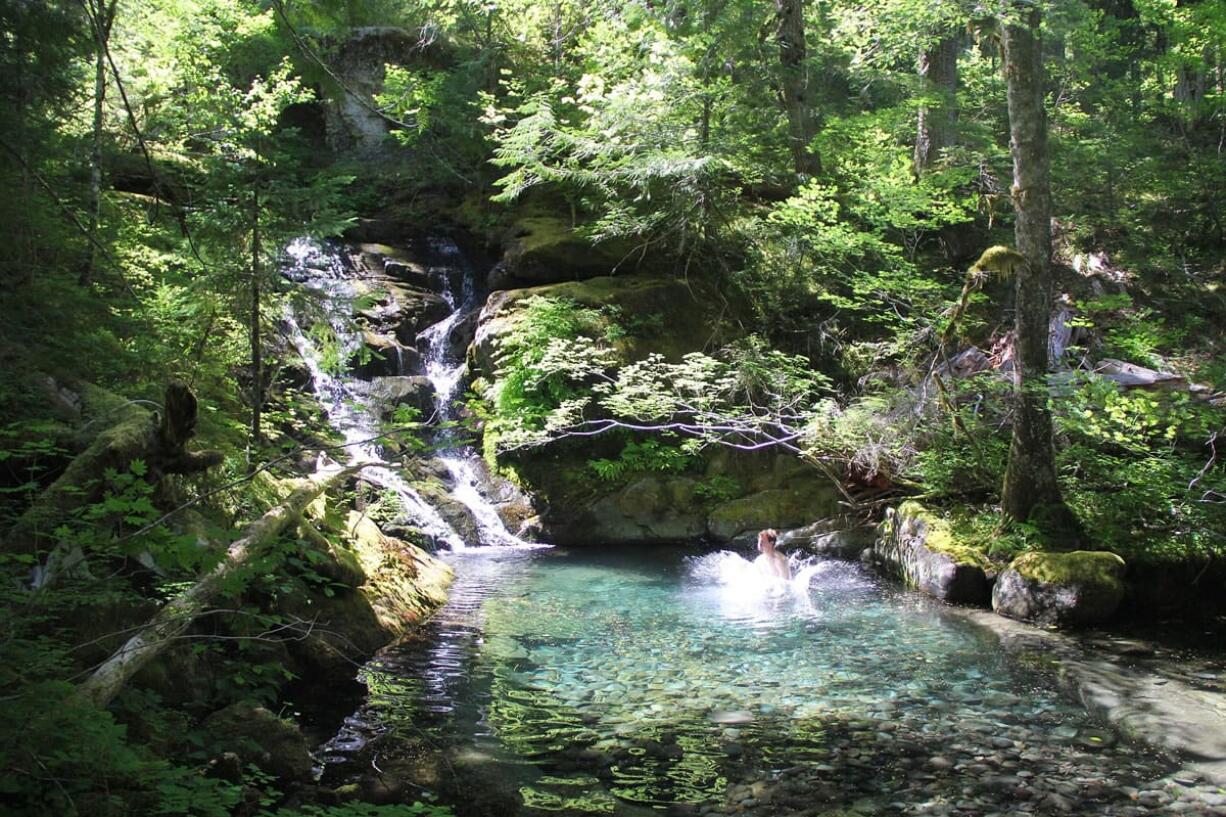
<box><xmin>320</xmin><ymin>547</ymin><xmax>1179</xmax><ymax>816</ymax></box>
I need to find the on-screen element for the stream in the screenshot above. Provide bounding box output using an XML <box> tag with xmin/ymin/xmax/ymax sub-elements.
<box><xmin>283</xmin><ymin>238</ymin><xmax>1197</xmax><ymax>817</ymax></box>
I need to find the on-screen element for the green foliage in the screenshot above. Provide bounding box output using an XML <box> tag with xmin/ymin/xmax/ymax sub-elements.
<box><xmin>1055</xmin><ymin>374</ymin><xmax>1222</xmax><ymax>561</ymax></box>
<box><xmin>588</xmin><ymin>437</ymin><xmax>697</xmax><ymax>482</ymax></box>
<box><xmin>693</xmin><ymin>474</ymin><xmax>742</xmax><ymax>505</ymax></box>
<box><xmin>485</xmin><ymin>295</ymin><xmax>614</xmax><ymax>451</ymax></box>
<box><xmin>268</xmin><ymin>804</ymin><xmax>455</xmax><ymax>817</ymax></box>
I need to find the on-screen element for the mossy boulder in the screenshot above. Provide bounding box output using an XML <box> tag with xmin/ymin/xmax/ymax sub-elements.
<box><xmin>707</xmin><ymin>484</ymin><xmax>841</xmax><ymax>543</ymax></box>
<box><xmin>470</xmin><ymin>274</ymin><xmax>733</xmax><ymax>376</ymax></box>
<box><xmin>525</xmin><ymin>450</ymin><xmax>845</xmax><ymax>546</ymax></box>
<box><xmin>274</xmin><ymin>512</ymin><xmax>453</xmax><ymax>681</ymax></box>
<box><xmin>493</xmin><ymin>215</ymin><xmax>636</xmax><ymax>287</ymax></box>
<box><xmin>587</xmin><ymin>476</ymin><xmax>707</xmax><ymax>543</ymax></box>
<box><xmin>204</xmin><ymin>702</ymin><xmax>315</xmax><ymax>784</ymax></box>
<box><xmin>871</xmin><ymin>502</ymin><xmax>992</xmax><ymax>605</ymax></box>
<box><xmin>992</xmin><ymin>551</ymin><xmax>1126</xmax><ymax>626</ymax></box>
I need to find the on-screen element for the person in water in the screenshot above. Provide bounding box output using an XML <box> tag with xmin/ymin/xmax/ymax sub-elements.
<box><xmin>757</xmin><ymin>528</ymin><xmax>791</xmax><ymax>581</ymax></box>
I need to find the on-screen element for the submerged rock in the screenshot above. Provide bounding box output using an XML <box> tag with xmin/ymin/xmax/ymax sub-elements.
<box><xmin>871</xmin><ymin>502</ymin><xmax>991</xmax><ymax>605</ymax></box>
<box><xmin>992</xmin><ymin>550</ymin><xmax>1126</xmax><ymax>626</ymax></box>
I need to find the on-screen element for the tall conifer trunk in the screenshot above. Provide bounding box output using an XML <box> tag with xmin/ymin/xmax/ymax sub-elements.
<box><xmin>249</xmin><ymin>184</ymin><xmax>263</xmax><ymax>446</ymax></box>
<box><xmin>999</xmin><ymin>4</ymin><xmax>1067</xmax><ymax>526</ymax></box>
<box><xmin>82</xmin><ymin>0</ymin><xmax>117</xmax><ymax>286</ymax></box>
<box><xmin>914</xmin><ymin>33</ymin><xmax>961</xmax><ymax>175</ymax></box>
<box><xmin>775</xmin><ymin>0</ymin><xmax>821</xmax><ymax>178</ymax></box>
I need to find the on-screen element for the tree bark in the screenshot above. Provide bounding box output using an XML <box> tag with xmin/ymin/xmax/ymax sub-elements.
<box><xmin>775</xmin><ymin>0</ymin><xmax>821</xmax><ymax>178</ymax></box>
<box><xmin>77</xmin><ymin>465</ymin><xmax>358</xmax><ymax>708</ymax></box>
<box><xmin>914</xmin><ymin>32</ymin><xmax>961</xmax><ymax>175</ymax></box>
<box><xmin>249</xmin><ymin>184</ymin><xmax>263</xmax><ymax>446</ymax></box>
<box><xmin>81</xmin><ymin>0</ymin><xmax>118</xmax><ymax>287</ymax></box>
<box><xmin>998</xmin><ymin>4</ymin><xmax>1068</xmax><ymax>526</ymax></box>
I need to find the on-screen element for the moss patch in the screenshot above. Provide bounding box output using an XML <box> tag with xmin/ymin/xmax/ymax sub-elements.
<box><xmin>1011</xmin><ymin>550</ymin><xmax>1126</xmax><ymax>586</ymax></box>
<box><xmin>895</xmin><ymin>501</ymin><xmax>993</xmax><ymax>570</ymax></box>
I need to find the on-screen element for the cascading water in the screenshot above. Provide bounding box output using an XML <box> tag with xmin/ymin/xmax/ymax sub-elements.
<box><xmin>282</xmin><ymin>236</ymin><xmax>536</xmax><ymax>550</ymax></box>
<box><xmin>415</xmin><ymin>237</ymin><xmax>538</xmax><ymax>549</ymax></box>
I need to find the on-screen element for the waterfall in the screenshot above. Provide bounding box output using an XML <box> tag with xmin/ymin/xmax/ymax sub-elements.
<box><xmin>282</xmin><ymin>236</ymin><xmax>536</xmax><ymax>550</ymax></box>
<box><xmin>416</xmin><ymin>237</ymin><xmax>538</xmax><ymax>549</ymax></box>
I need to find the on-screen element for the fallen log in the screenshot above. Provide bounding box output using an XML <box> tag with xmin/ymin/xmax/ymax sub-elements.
<box><xmin>77</xmin><ymin>464</ymin><xmax>360</xmax><ymax>708</ymax></box>
<box><xmin>3</xmin><ymin>381</ymin><xmax>223</xmax><ymax>556</ymax></box>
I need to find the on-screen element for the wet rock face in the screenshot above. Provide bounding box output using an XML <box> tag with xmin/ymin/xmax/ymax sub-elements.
<box><xmin>871</xmin><ymin>504</ymin><xmax>992</xmax><ymax>606</ymax></box>
<box><xmin>782</xmin><ymin>520</ymin><xmax>877</xmax><ymax>560</ymax></box>
<box><xmin>534</xmin><ymin>453</ymin><xmax>845</xmax><ymax>547</ymax></box>
<box><xmin>993</xmin><ymin>550</ymin><xmax>1126</xmax><ymax>626</ymax></box>
<box><xmin>369</xmin><ymin>375</ymin><xmax>434</xmax><ymax>419</ymax></box>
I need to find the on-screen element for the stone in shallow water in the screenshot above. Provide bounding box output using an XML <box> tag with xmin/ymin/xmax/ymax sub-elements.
<box><xmin>709</xmin><ymin>709</ymin><xmax>757</xmax><ymax>724</ymax></box>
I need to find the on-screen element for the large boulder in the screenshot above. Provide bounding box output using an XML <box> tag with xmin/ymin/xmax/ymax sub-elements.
<box><xmin>992</xmin><ymin>551</ymin><xmax>1126</xmax><ymax>626</ymax></box>
<box><xmin>781</xmin><ymin>520</ymin><xmax>877</xmax><ymax>560</ymax></box>
<box><xmin>871</xmin><ymin>502</ymin><xmax>992</xmax><ymax>605</ymax></box>
<box><xmin>369</xmin><ymin>375</ymin><xmax>435</xmax><ymax>419</ymax></box>
<box><xmin>204</xmin><ymin>703</ymin><xmax>316</xmax><ymax>784</ymax></box>
<box><xmin>529</xmin><ymin>451</ymin><xmax>844</xmax><ymax>547</ymax></box>
<box><xmin>351</xmin><ymin>329</ymin><xmax>418</xmax><ymax>378</ymax></box>
<box><xmin>491</xmin><ymin>215</ymin><xmax>636</xmax><ymax>287</ymax></box>
<box><xmin>467</xmin><ymin>274</ymin><xmax>853</xmax><ymax>546</ymax></box>
<box><xmin>471</xmin><ymin>274</ymin><xmax>732</xmax><ymax>376</ymax></box>
<box><xmin>587</xmin><ymin>476</ymin><xmax>707</xmax><ymax>543</ymax></box>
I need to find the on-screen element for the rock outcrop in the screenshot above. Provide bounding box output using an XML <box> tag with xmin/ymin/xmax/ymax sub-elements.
<box><xmin>869</xmin><ymin>502</ymin><xmax>992</xmax><ymax>605</ymax></box>
<box><xmin>466</xmin><ymin>272</ymin><xmax>854</xmax><ymax>546</ymax></box>
<box><xmin>204</xmin><ymin>703</ymin><xmax>316</xmax><ymax>784</ymax></box>
<box><xmin>992</xmin><ymin>550</ymin><xmax>1126</xmax><ymax>626</ymax></box>
<box><xmin>489</xmin><ymin>215</ymin><xmax>637</xmax><ymax>288</ymax></box>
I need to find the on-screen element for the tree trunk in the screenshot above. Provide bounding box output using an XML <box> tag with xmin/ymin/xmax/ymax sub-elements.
<box><xmin>914</xmin><ymin>32</ymin><xmax>961</xmax><ymax>175</ymax></box>
<box><xmin>3</xmin><ymin>382</ymin><xmax>223</xmax><ymax>560</ymax></box>
<box><xmin>81</xmin><ymin>0</ymin><xmax>117</xmax><ymax>287</ymax></box>
<box><xmin>775</xmin><ymin>0</ymin><xmax>821</xmax><ymax>178</ymax></box>
<box><xmin>998</xmin><ymin>4</ymin><xmax>1067</xmax><ymax>526</ymax></box>
<box><xmin>249</xmin><ymin>184</ymin><xmax>263</xmax><ymax>446</ymax></box>
<box><xmin>77</xmin><ymin>465</ymin><xmax>358</xmax><ymax>708</ymax></box>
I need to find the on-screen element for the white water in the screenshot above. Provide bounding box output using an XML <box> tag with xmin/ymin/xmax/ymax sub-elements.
<box><xmin>682</xmin><ymin>549</ymin><xmax>875</xmax><ymax>622</ymax></box>
<box><xmin>415</xmin><ymin>237</ymin><xmax>539</xmax><ymax>549</ymax></box>
<box><xmin>282</xmin><ymin>237</ymin><xmax>538</xmax><ymax>550</ymax></box>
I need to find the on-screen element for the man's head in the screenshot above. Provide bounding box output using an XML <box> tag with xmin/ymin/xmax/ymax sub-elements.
<box><xmin>757</xmin><ymin>528</ymin><xmax>779</xmax><ymax>553</ymax></box>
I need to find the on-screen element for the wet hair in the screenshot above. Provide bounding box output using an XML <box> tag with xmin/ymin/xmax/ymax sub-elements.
<box><xmin>759</xmin><ymin>529</ymin><xmax>779</xmax><ymax>546</ymax></box>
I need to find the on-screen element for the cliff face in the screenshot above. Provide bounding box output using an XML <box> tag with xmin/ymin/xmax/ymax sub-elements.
<box><xmin>321</xmin><ymin>27</ymin><xmax>451</xmax><ymax>158</ymax></box>
<box><xmin>465</xmin><ymin>269</ymin><xmax>845</xmax><ymax>547</ymax></box>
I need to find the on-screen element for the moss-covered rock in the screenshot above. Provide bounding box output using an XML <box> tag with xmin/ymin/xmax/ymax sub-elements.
<box><xmin>470</xmin><ymin>274</ymin><xmax>733</xmax><ymax>376</ymax></box>
<box><xmin>992</xmin><ymin>551</ymin><xmax>1126</xmax><ymax>626</ymax></box>
<box><xmin>204</xmin><ymin>702</ymin><xmax>315</xmax><ymax>784</ymax></box>
<box><xmin>343</xmin><ymin>512</ymin><xmax>453</xmax><ymax>636</ymax></box>
<box><xmin>871</xmin><ymin>502</ymin><xmax>992</xmax><ymax>605</ymax></box>
<box><xmin>707</xmin><ymin>485</ymin><xmax>841</xmax><ymax>543</ymax></box>
<box><xmin>493</xmin><ymin>215</ymin><xmax>636</xmax><ymax>287</ymax></box>
<box><xmin>586</xmin><ymin>475</ymin><xmax>707</xmax><ymax>543</ymax></box>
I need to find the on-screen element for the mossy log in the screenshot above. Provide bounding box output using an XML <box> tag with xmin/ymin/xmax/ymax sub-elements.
<box><xmin>3</xmin><ymin>381</ymin><xmax>223</xmax><ymax>556</ymax></box>
<box><xmin>77</xmin><ymin>465</ymin><xmax>359</xmax><ymax>708</ymax></box>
